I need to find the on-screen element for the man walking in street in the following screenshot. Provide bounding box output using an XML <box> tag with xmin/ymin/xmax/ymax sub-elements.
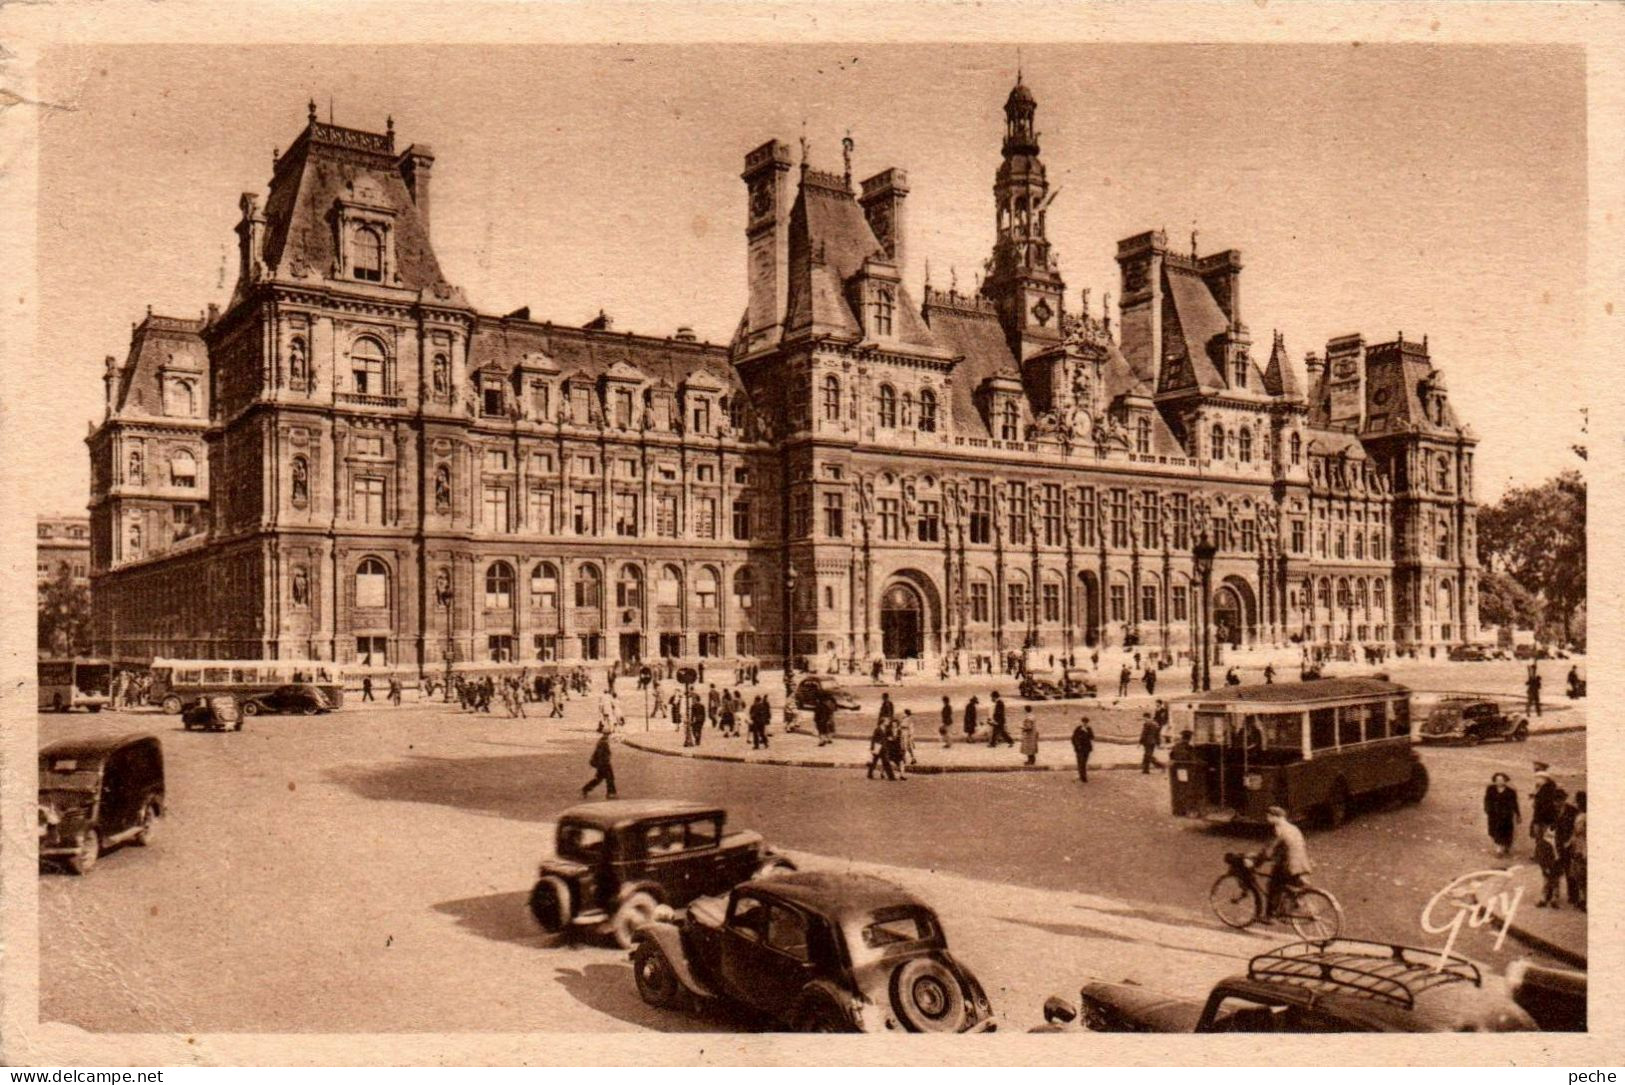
<box><xmin>1139</xmin><ymin>714</ymin><xmax>1163</xmax><ymax>774</ymax></box>
<box><xmin>963</xmin><ymin>695</ymin><xmax>979</xmax><ymax>741</ymax></box>
<box><xmin>582</xmin><ymin>731</ymin><xmax>617</xmax><ymax>799</ymax></box>
<box><xmin>1118</xmin><ymin>664</ymin><xmax>1132</xmax><ymax>699</ymax></box>
<box><xmin>1142</xmin><ymin>666</ymin><xmax>1157</xmax><ymax>696</ymax></box>
<box><xmin>1526</xmin><ymin>664</ymin><xmax>1543</xmax><ymax>717</ymax></box>
<box><xmin>867</xmin><ymin>719</ymin><xmax>897</xmax><ymax>780</ymax></box>
<box><xmin>1019</xmin><ymin>706</ymin><xmax>1039</xmax><ymax>766</ymax></box>
<box><xmin>939</xmin><ymin>695</ymin><xmax>954</xmax><ymax>748</ymax></box>
<box><xmin>362</xmin><ymin>675</ymin><xmax>375</xmax><ymax>702</ymax></box>
<box><xmin>988</xmin><ymin>691</ymin><xmax>1014</xmax><ymax>747</ymax></box>
<box><xmin>1070</xmin><ymin>718</ymin><xmax>1094</xmax><ymax>782</ymax></box>
<box><xmin>1484</xmin><ymin>771</ymin><xmax>1521</xmax><ymax>858</ymax></box>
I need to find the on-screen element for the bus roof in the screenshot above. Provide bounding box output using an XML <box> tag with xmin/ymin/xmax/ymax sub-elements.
<box><xmin>1171</xmin><ymin>677</ymin><xmax>1410</xmax><ymax>708</ymax></box>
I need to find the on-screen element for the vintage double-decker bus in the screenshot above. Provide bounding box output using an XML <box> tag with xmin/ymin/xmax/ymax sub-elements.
<box><xmin>1167</xmin><ymin>678</ymin><xmax>1428</xmax><ymax>828</ymax></box>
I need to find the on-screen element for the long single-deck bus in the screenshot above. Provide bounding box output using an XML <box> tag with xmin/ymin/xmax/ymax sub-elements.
<box><xmin>147</xmin><ymin>658</ymin><xmax>344</xmax><ymax>714</ymax></box>
<box><xmin>1167</xmin><ymin>678</ymin><xmax>1427</xmax><ymax>828</ymax></box>
<box><xmin>38</xmin><ymin>658</ymin><xmax>112</xmax><ymax>713</ymax></box>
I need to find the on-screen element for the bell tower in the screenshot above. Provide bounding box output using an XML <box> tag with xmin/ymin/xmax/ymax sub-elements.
<box><xmin>982</xmin><ymin>75</ymin><xmax>1065</xmax><ymax>362</ymax></box>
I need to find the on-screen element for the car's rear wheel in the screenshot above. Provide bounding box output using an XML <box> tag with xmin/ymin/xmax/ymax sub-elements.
<box><xmin>611</xmin><ymin>891</ymin><xmax>659</xmax><ymax>950</ymax></box>
<box><xmin>67</xmin><ymin>830</ymin><xmax>99</xmax><ymax>875</ymax></box>
<box><xmin>1513</xmin><ymin>721</ymin><xmax>1530</xmax><ymax>742</ymax></box>
<box><xmin>302</xmin><ymin>704</ymin><xmax>320</xmax><ymax>716</ymax></box>
<box><xmin>1209</xmin><ymin>872</ymin><xmax>1261</xmax><ymax>929</ymax></box>
<box><xmin>890</xmin><ymin>957</ymin><xmax>968</xmax><ymax>1032</ymax></box>
<box><xmin>162</xmin><ymin>695</ymin><xmax>183</xmax><ymax>715</ymax></box>
<box><xmin>133</xmin><ymin>800</ymin><xmax>160</xmax><ymax>846</ymax></box>
<box><xmin>241</xmin><ymin>701</ymin><xmax>260</xmax><ymax>717</ymax></box>
<box><xmin>527</xmin><ymin>876</ymin><xmax>571</xmax><ymax>934</ymax></box>
<box><xmin>795</xmin><ymin>990</ymin><xmax>855</xmax><ymax>1033</ymax></box>
<box><xmin>631</xmin><ymin>941</ymin><xmax>683</xmax><ymax>1009</ymax></box>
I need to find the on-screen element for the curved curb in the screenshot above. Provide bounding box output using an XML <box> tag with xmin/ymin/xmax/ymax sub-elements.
<box><xmin>1503</xmin><ymin>920</ymin><xmax>1587</xmax><ymax>970</ymax></box>
<box><xmin>618</xmin><ymin>736</ymin><xmax>1145</xmax><ymax>774</ymax></box>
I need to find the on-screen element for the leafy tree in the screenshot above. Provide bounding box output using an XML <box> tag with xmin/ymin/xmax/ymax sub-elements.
<box><xmin>1476</xmin><ymin>568</ymin><xmax>1543</xmax><ymax>632</ymax></box>
<box><xmin>38</xmin><ymin>567</ymin><xmax>91</xmax><ymax>657</ymax></box>
<box><xmin>1477</xmin><ymin>470</ymin><xmax>1585</xmax><ymax>644</ymax></box>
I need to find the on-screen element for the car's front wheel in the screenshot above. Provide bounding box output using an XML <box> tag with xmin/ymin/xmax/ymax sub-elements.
<box><xmin>528</xmin><ymin>876</ymin><xmax>571</xmax><ymax>934</ymax></box>
<box><xmin>133</xmin><ymin>800</ymin><xmax>160</xmax><ymax>846</ymax></box>
<box><xmin>631</xmin><ymin>941</ymin><xmax>683</xmax><ymax>1010</ymax></box>
<box><xmin>1512</xmin><ymin>721</ymin><xmax>1530</xmax><ymax>742</ymax></box>
<box><xmin>67</xmin><ymin>830</ymin><xmax>100</xmax><ymax>875</ymax></box>
<box><xmin>162</xmin><ymin>696</ymin><xmax>183</xmax><ymax>715</ymax></box>
<box><xmin>610</xmin><ymin>891</ymin><xmax>660</xmax><ymax>950</ymax></box>
<box><xmin>891</xmin><ymin>957</ymin><xmax>968</xmax><ymax>1032</ymax></box>
<box><xmin>795</xmin><ymin>989</ymin><xmax>856</xmax><ymax>1033</ymax></box>
<box><xmin>241</xmin><ymin>701</ymin><xmax>260</xmax><ymax>717</ymax></box>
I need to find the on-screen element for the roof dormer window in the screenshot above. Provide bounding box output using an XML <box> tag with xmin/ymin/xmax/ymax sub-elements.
<box><xmin>353</xmin><ymin>227</ymin><xmax>383</xmax><ymax>282</ymax></box>
<box><xmin>874</xmin><ymin>286</ymin><xmax>895</xmax><ymax>338</ymax></box>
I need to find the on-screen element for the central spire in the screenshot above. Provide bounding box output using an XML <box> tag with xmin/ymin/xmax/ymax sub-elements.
<box><xmin>983</xmin><ymin>75</ymin><xmax>1065</xmax><ymax>362</ymax></box>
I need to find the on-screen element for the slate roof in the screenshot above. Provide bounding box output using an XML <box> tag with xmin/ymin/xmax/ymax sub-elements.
<box><xmin>1361</xmin><ymin>342</ymin><xmax>1463</xmax><ymax>437</ymax></box>
<box><xmin>113</xmin><ymin>314</ymin><xmax>209</xmax><ymax>416</ymax></box>
<box><xmin>920</xmin><ymin>295</ymin><xmax>1019</xmax><ymax>437</ymax></box>
<box><xmin>1263</xmin><ymin>331</ymin><xmax>1304</xmax><ymax>400</ymax></box>
<box><xmin>466</xmin><ymin>315</ymin><xmax>739</xmax><ymax>392</ymax></box>
<box><xmin>1159</xmin><ymin>270</ymin><xmax>1230</xmax><ymax>394</ymax></box>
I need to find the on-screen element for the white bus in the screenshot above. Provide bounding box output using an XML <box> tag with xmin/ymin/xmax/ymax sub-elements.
<box><xmin>38</xmin><ymin>658</ymin><xmax>112</xmax><ymax>713</ymax></box>
<box><xmin>147</xmin><ymin>658</ymin><xmax>344</xmax><ymax>714</ymax></box>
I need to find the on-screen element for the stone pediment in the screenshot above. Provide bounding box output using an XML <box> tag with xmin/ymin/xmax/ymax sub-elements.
<box><xmin>516</xmin><ymin>351</ymin><xmax>561</xmax><ymax>375</ymax></box>
<box><xmin>681</xmin><ymin>369</ymin><xmax>726</xmax><ymax>392</ymax></box>
<box><xmin>603</xmin><ymin>360</ymin><xmax>647</xmax><ymax>384</ymax></box>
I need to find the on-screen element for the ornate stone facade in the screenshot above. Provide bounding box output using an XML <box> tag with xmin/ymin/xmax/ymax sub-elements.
<box><xmin>90</xmin><ymin>81</ymin><xmax>1478</xmax><ymax>670</ymax></box>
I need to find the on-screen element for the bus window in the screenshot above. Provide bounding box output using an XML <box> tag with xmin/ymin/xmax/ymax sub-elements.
<box><xmin>1194</xmin><ymin>712</ymin><xmax>1227</xmax><ymax>745</ymax></box>
<box><xmin>39</xmin><ymin>661</ymin><xmax>73</xmax><ymax>685</ymax></box>
<box><xmin>204</xmin><ymin>667</ymin><xmax>230</xmax><ymax>684</ymax></box>
<box><xmin>1261</xmin><ymin>712</ymin><xmax>1303</xmax><ymax>751</ymax></box>
<box><xmin>1310</xmin><ymin>708</ymin><xmax>1337</xmax><ymax>751</ymax></box>
<box><xmin>1337</xmin><ymin>706</ymin><xmax>1363</xmax><ymax>747</ymax></box>
<box><xmin>178</xmin><ymin>668</ymin><xmax>202</xmax><ymax>684</ymax></box>
<box><xmin>231</xmin><ymin>667</ymin><xmax>251</xmax><ymax>683</ymax></box>
<box><xmin>1366</xmin><ymin>700</ymin><xmax>1388</xmax><ymax>740</ymax></box>
<box><xmin>1390</xmin><ymin>699</ymin><xmax>1411</xmax><ymax>737</ymax></box>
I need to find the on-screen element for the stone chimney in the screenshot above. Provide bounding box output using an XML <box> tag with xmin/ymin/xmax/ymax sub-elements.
<box><xmin>399</xmin><ymin>143</ymin><xmax>435</xmax><ymax>235</ymax></box>
<box><xmin>740</xmin><ymin>139</ymin><xmax>795</xmax><ymax>356</ymax></box>
<box><xmin>860</xmin><ymin>168</ymin><xmax>910</xmax><ymax>272</ymax></box>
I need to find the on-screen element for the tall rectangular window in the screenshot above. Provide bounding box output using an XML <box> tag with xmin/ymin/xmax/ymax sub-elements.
<box><xmin>533</xmin><ymin>634</ymin><xmax>558</xmax><ymax>662</ymax></box>
<box><xmin>487</xmin><ymin>635</ymin><xmax>514</xmax><ymax>663</ymax></box>
<box><xmin>572</xmin><ymin>490</ymin><xmax>597</xmax><ymax>535</ymax></box>
<box><xmin>1291</xmin><ymin>520</ymin><xmax>1306</xmax><ymax>555</ymax></box>
<box><xmin>970</xmin><ymin>582</ymin><xmax>990</xmax><ymax>622</ymax></box>
<box><xmin>1170</xmin><ymin>493</ymin><xmax>1189</xmax><ymax>550</ymax></box>
<box><xmin>1109</xmin><ymin>584</ymin><xmax>1127</xmax><ymax>623</ymax></box>
<box><xmin>484</xmin><ymin>449</ymin><xmax>509</xmax><ymax>471</ymax></box>
<box><xmin>1141</xmin><ymin>491</ymin><xmax>1160</xmax><ymax>550</ymax></box>
<box><xmin>528</xmin><ymin>489</ymin><xmax>555</xmax><ymax>534</ymax></box>
<box><xmin>578</xmin><ymin>634</ymin><xmax>602</xmax><ymax>660</ymax></box>
<box><xmin>1042</xmin><ymin>582</ymin><xmax>1061</xmax><ymax>622</ymax></box>
<box><xmin>792</xmin><ymin>491</ymin><xmax>812</xmax><ymax>537</ymax></box>
<box><xmin>353</xmin><ymin>476</ymin><xmax>385</xmax><ymax>524</ymax></box>
<box><xmin>613</xmin><ymin>389</ymin><xmax>633</xmax><ymax>428</ymax></box>
<box><xmin>1240</xmin><ymin>518</ymin><xmax>1257</xmax><ymax>553</ymax></box>
<box><xmin>613</xmin><ymin>492</ymin><xmax>638</xmax><ymax>537</ymax></box>
<box><xmin>969</xmin><ymin>480</ymin><xmax>992</xmax><ymax>544</ymax></box>
<box><xmin>732</xmin><ymin>499</ymin><xmax>752</xmax><ymax>540</ymax></box>
<box><xmin>356</xmin><ymin>636</ymin><xmax>388</xmax><ymax>667</ymax></box>
<box><xmin>483</xmin><ymin>485</ymin><xmax>511</xmax><ymax>533</ymax></box>
<box><xmin>692</xmin><ymin>400</ymin><xmax>711</xmax><ymax>434</ymax></box>
<box><xmin>694</xmin><ymin>497</ymin><xmax>717</xmax><ymax>539</ymax></box>
<box><xmin>1109</xmin><ymin>488</ymin><xmax>1129</xmax><ymax>549</ymax></box>
<box><xmin>1007</xmin><ymin>482</ymin><xmax>1028</xmax><ymax>545</ymax></box>
<box><xmin>1080</xmin><ymin>488</ymin><xmax>1097</xmax><ymax>547</ymax></box>
<box><xmin>917</xmin><ymin>500</ymin><xmax>940</xmax><ymax>543</ymax></box>
<box><xmin>1006</xmin><ymin>582</ymin><xmax>1028</xmax><ymax>623</ymax></box>
<box><xmin>823</xmin><ymin>492</ymin><xmax>844</xmax><ymax>538</ymax></box>
<box><xmin>878</xmin><ymin>498</ymin><xmax>901</xmax><ymax>541</ymax></box>
<box><xmin>1140</xmin><ymin>585</ymin><xmax>1159</xmax><ymax>622</ymax></box>
<box><xmin>1171</xmin><ymin>585</ymin><xmax>1188</xmax><ymax>622</ymax></box>
<box><xmin>656</xmin><ymin>494</ymin><xmax>678</xmax><ymax>538</ymax></box>
<box><xmin>1042</xmin><ymin>484</ymin><xmax>1062</xmax><ymax>546</ymax></box>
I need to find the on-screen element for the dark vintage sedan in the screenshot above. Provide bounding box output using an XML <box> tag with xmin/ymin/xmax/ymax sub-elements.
<box><xmin>1420</xmin><ymin>697</ymin><xmax>1529</xmax><ymax>745</ymax></box>
<box><xmin>182</xmin><ymin>693</ymin><xmax>243</xmax><ymax>732</ymax></box>
<box><xmin>1039</xmin><ymin>940</ymin><xmax>1559</xmax><ymax>1033</ymax></box>
<box><xmin>241</xmin><ymin>683</ymin><xmax>332</xmax><ymax>716</ymax></box>
<box><xmin>39</xmin><ymin>733</ymin><xmax>164</xmax><ymax>875</ymax></box>
<box><xmin>794</xmin><ymin>676</ymin><xmax>860</xmax><ymax>711</ymax></box>
<box><xmin>630</xmin><ymin>871</ymin><xmax>995</xmax><ymax>1033</ymax></box>
<box><xmin>529</xmin><ymin>800</ymin><xmax>793</xmax><ymax>949</ymax></box>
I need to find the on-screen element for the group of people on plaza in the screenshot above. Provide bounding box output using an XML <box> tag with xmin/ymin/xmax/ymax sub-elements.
<box><xmin>865</xmin><ymin>694</ymin><xmax>919</xmax><ymax>780</ymax></box>
<box><xmin>662</xmin><ymin>683</ymin><xmax>774</xmax><ymax>750</ymax></box>
<box><xmin>107</xmin><ymin>669</ymin><xmax>154</xmax><ymax>709</ymax></box>
<box><xmin>1483</xmin><ymin>761</ymin><xmax>1586</xmax><ymax>911</ymax></box>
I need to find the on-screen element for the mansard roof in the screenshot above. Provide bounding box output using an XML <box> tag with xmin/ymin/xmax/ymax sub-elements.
<box><xmin>111</xmin><ymin>312</ymin><xmax>209</xmax><ymax>416</ymax></box>
<box><xmin>1157</xmin><ymin>270</ymin><xmax>1230</xmax><ymax>394</ymax></box>
<box><xmin>467</xmin><ymin>315</ymin><xmax>740</xmax><ymax>394</ymax></box>
<box><xmin>1361</xmin><ymin>338</ymin><xmax>1466</xmax><ymax>438</ymax></box>
<box><xmin>920</xmin><ymin>289</ymin><xmax>1019</xmax><ymax>438</ymax></box>
<box><xmin>1263</xmin><ymin>331</ymin><xmax>1304</xmax><ymax>400</ymax></box>
<box><xmin>783</xmin><ymin>171</ymin><xmax>938</xmax><ymax>349</ymax></box>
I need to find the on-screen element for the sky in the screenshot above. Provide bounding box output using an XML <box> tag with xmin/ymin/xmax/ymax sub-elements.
<box><xmin>29</xmin><ymin>42</ymin><xmax>1587</xmax><ymax>515</ymax></box>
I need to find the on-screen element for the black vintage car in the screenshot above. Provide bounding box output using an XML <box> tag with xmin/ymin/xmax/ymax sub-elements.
<box><xmin>630</xmin><ymin>871</ymin><xmax>995</xmax><ymax>1033</ymax></box>
<box><xmin>241</xmin><ymin>683</ymin><xmax>332</xmax><ymax>716</ymax></box>
<box><xmin>529</xmin><ymin>800</ymin><xmax>793</xmax><ymax>949</ymax></box>
<box><xmin>1040</xmin><ymin>940</ymin><xmax>1559</xmax><ymax>1033</ymax></box>
<box><xmin>794</xmin><ymin>677</ymin><xmax>860</xmax><ymax>711</ymax></box>
<box><xmin>182</xmin><ymin>693</ymin><xmax>243</xmax><ymax>732</ymax></box>
<box><xmin>1419</xmin><ymin>697</ymin><xmax>1529</xmax><ymax>745</ymax></box>
<box><xmin>39</xmin><ymin>733</ymin><xmax>165</xmax><ymax>875</ymax></box>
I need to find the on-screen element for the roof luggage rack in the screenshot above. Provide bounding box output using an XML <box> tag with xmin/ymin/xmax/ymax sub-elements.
<box><xmin>1248</xmin><ymin>940</ymin><xmax>1483</xmax><ymax>1010</ymax></box>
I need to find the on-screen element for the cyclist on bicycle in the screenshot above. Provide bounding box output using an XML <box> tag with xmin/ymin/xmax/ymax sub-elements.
<box><xmin>1256</xmin><ymin>805</ymin><xmax>1313</xmax><ymax>921</ymax></box>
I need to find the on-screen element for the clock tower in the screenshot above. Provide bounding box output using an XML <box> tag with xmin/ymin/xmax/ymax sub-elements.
<box><xmin>740</xmin><ymin>139</ymin><xmax>795</xmax><ymax>359</ymax></box>
<box><xmin>982</xmin><ymin>76</ymin><xmax>1066</xmax><ymax>362</ymax></box>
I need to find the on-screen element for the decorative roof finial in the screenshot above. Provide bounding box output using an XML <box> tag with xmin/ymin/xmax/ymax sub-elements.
<box><xmin>307</xmin><ymin>98</ymin><xmax>317</xmax><ymax>124</ymax></box>
<box><xmin>1191</xmin><ymin>220</ymin><xmax>1199</xmax><ymax>258</ymax></box>
<box><xmin>950</xmin><ymin>265</ymin><xmax>958</xmax><ymax>293</ymax></box>
<box><xmin>1017</xmin><ymin>45</ymin><xmax>1023</xmax><ymax>84</ymax></box>
<box><xmin>386</xmin><ymin>114</ymin><xmax>394</xmax><ymax>136</ymax></box>
<box><xmin>842</xmin><ymin>129</ymin><xmax>854</xmax><ymax>187</ymax></box>
<box><xmin>799</xmin><ymin>119</ymin><xmax>809</xmax><ymax>177</ymax></box>
<box><xmin>924</xmin><ymin>258</ymin><xmax>931</xmax><ymax>290</ymax></box>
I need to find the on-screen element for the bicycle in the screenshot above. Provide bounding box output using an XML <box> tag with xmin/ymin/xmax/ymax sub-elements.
<box><xmin>1209</xmin><ymin>852</ymin><xmax>1343</xmax><ymax>940</ymax></box>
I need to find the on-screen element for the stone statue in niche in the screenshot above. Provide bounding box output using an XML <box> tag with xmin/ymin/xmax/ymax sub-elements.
<box><xmin>291</xmin><ymin>566</ymin><xmax>310</xmax><ymax>607</ymax></box>
<box><xmin>289</xmin><ymin>338</ymin><xmax>308</xmax><ymax>390</ymax></box>
<box><xmin>435</xmin><ymin>567</ymin><xmax>452</xmax><ymax>607</ymax></box>
<box><xmin>128</xmin><ymin>523</ymin><xmax>142</xmax><ymax>555</ymax></box>
<box><xmin>431</xmin><ymin>354</ymin><xmax>449</xmax><ymax>397</ymax></box>
<box><xmin>434</xmin><ymin>464</ymin><xmax>452</xmax><ymax>514</ymax></box>
<box><xmin>291</xmin><ymin>457</ymin><xmax>309</xmax><ymax>506</ymax></box>
<box><xmin>129</xmin><ymin>449</ymin><xmax>143</xmax><ymax>484</ymax></box>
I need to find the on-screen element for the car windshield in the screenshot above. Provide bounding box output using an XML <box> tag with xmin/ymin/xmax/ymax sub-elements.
<box><xmin>556</xmin><ymin>821</ymin><xmax>606</xmax><ymax>862</ymax></box>
<box><xmin>853</xmin><ymin>906</ymin><xmax>939</xmax><ymax>957</ymax></box>
<box><xmin>1429</xmin><ymin>704</ymin><xmax>1464</xmax><ymax>723</ymax></box>
<box><xmin>39</xmin><ymin>757</ymin><xmax>99</xmax><ymax>792</ymax></box>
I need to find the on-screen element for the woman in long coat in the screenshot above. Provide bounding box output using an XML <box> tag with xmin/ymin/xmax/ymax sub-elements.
<box><xmin>1484</xmin><ymin>772</ymin><xmax>1521</xmax><ymax>857</ymax></box>
<box><xmin>1020</xmin><ymin>710</ymin><xmax>1040</xmax><ymax>766</ymax></box>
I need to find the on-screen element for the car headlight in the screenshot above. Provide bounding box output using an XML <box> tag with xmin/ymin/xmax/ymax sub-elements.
<box><xmin>1243</xmin><ymin>773</ymin><xmax>1264</xmax><ymax>790</ymax></box>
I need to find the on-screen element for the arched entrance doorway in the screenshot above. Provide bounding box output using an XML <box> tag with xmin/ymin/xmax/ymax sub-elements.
<box><xmin>1213</xmin><ymin>578</ymin><xmax>1258</xmax><ymax>649</ymax></box>
<box><xmin>881</xmin><ymin>582</ymin><xmax>925</xmax><ymax>659</ymax></box>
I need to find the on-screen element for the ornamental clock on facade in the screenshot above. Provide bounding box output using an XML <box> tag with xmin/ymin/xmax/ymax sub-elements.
<box><xmin>750</xmin><ymin>180</ymin><xmax>772</xmax><ymax>219</ymax></box>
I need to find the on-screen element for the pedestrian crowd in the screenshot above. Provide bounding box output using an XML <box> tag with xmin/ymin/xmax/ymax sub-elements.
<box><xmin>1483</xmin><ymin>761</ymin><xmax>1585</xmax><ymax>911</ymax></box>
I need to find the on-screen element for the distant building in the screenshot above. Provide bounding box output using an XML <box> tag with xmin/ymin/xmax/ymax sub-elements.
<box><xmin>89</xmin><ymin>82</ymin><xmax>1479</xmax><ymax>668</ymax></box>
<box><xmin>37</xmin><ymin>515</ymin><xmax>91</xmax><ymax>588</ymax></box>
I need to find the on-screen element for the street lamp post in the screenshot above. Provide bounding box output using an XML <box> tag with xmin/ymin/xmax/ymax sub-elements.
<box><xmin>1192</xmin><ymin>536</ymin><xmax>1217</xmax><ymax>692</ymax></box>
<box><xmin>436</xmin><ymin>571</ymin><xmax>454</xmax><ymax>703</ymax></box>
<box><xmin>783</xmin><ymin>564</ymin><xmax>798</xmax><ymax>684</ymax></box>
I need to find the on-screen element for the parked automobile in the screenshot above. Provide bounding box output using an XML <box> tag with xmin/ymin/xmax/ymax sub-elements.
<box><xmin>241</xmin><ymin>683</ymin><xmax>332</xmax><ymax>716</ymax></box>
<box><xmin>38</xmin><ymin>733</ymin><xmax>165</xmax><ymax>876</ymax></box>
<box><xmin>1061</xmin><ymin>668</ymin><xmax>1100</xmax><ymax>698</ymax></box>
<box><xmin>1447</xmin><ymin>645</ymin><xmax>1491</xmax><ymax>662</ymax></box>
<box><xmin>794</xmin><ymin>676</ymin><xmax>859</xmax><ymax>711</ymax></box>
<box><xmin>529</xmin><ymin>800</ymin><xmax>794</xmax><ymax>948</ymax></box>
<box><xmin>1019</xmin><ymin>674</ymin><xmax>1063</xmax><ymax>700</ymax></box>
<box><xmin>1513</xmin><ymin>644</ymin><xmax>1549</xmax><ymax>661</ymax></box>
<box><xmin>1419</xmin><ymin>697</ymin><xmax>1528</xmax><ymax>745</ymax></box>
<box><xmin>630</xmin><ymin>871</ymin><xmax>995</xmax><ymax>1033</ymax></box>
<box><xmin>1039</xmin><ymin>939</ymin><xmax>1544</xmax><ymax>1033</ymax></box>
<box><xmin>182</xmin><ymin>693</ymin><xmax>243</xmax><ymax>732</ymax></box>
